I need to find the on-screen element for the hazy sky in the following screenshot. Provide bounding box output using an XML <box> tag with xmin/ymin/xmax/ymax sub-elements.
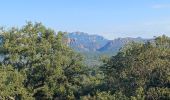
<box><xmin>0</xmin><ymin>0</ymin><xmax>170</xmax><ymax>39</ymax></box>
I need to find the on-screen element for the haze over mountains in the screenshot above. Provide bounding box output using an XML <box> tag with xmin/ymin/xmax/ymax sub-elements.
<box><xmin>67</xmin><ymin>32</ymin><xmax>148</xmax><ymax>54</ymax></box>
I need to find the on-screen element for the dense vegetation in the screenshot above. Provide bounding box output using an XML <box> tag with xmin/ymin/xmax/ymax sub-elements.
<box><xmin>0</xmin><ymin>22</ymin><xmax>169</xmax><ymax>100</ymax></box>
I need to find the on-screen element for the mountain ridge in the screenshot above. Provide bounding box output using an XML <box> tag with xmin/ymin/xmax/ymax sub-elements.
<box><xmin>66</xmin><ymin>32</ymin><xmax>148</xmax><ymax>54</ymax></box>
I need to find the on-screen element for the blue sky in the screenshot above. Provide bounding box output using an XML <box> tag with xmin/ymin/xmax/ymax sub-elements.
<box><xmin>0</xmin><ymin>0</ymin><xmax>170</xmax><ymax>39</ymax></box>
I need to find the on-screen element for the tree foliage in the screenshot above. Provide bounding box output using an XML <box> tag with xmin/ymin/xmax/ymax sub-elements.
<box><xmin>101</xmin><ymin>35</ymin><xmax>170</xmax><ymax>99</ymax></box>
<box><xmin>0</xmin><ymin>22</ymin><xmax>86</xmax><ymax>99</ymax></box>
<box><xmin>0</xmin><ymin>23</ymin><xmax>169</xmax><ymax>100</ymax></box>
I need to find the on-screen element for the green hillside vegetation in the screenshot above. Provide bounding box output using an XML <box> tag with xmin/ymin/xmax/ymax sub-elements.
<box><xmin>0</xmin><ymin>22</ymin><xmax>169</xmax><ymax>100</ymax></box>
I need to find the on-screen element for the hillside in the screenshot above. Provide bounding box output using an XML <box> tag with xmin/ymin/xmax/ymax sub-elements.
<box><xmin>98</xmin><ymin>37</ymin><xmax>147</xmax><ymax>53</ymax></box>
<box><xmin>66</xmin><ymin>32</ymin><xmax>108</xmax><ymax>52</ymax></box>
<box><xmin>67</xmin><ymin>32</ymin><xmax>147</xmax><ymax>54</ymax></box>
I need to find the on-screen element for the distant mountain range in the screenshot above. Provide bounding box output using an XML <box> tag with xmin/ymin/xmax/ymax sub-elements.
<box><xmin>66</xmin><ymin>32</ymin><xmax>108</xmax><ymax>52</ymax></box>
<box><xmin>98</xmin><ymin>37</ymin><xmax>147</xmax><ymax>53</ymax></box>
<box><xmin>66</xmin><ymin>32</ymin><xmax>148</xmax><ymax>54</ymax></box>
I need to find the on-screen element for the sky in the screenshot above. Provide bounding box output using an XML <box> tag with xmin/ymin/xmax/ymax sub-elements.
<box><xmin>0</xmin><ymin>0</ymin><xmax>170</xmax><ymax>39</ymax></box>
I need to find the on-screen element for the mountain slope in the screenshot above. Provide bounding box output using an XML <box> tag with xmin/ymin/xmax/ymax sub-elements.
<box><xmin>66</xmin><ymin>32</ymin><xmax>148</xmax><ymax>66</ymax></box>
<box><xmin>67</xmin><ymin>32</ymin><xmax>108</xmax><ymax>52</ymax></box>
<box><xmin>67</xmin><ymin>32</ymin><xmax>147</xmax><ymax>54</ymax></box>
<box><xmin>98</xmin><ymin>37</ymin><xmax>147</xmax><ymax>53</ymax></box>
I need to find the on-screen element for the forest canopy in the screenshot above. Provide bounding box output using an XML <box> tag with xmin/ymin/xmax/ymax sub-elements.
<box><xmin>0</xmin><ymin>22</ymin><xmax>169</xmax><ymax>100</ymax></box>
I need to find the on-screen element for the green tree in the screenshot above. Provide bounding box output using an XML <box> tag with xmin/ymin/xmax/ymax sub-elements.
<box><xmin>0</xmin><ymin>22</ymin><xmax>86</xmax><ymax>99</ymax></box>
<box><xmin>0</xmin><ymin>65</ymin><xmax>33</xmax><ymax>100</ymax></box>
<box><xmin>101</xmin><ymin>35</ymin><xmax>170</xmax><ymax>99</ymax></box>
